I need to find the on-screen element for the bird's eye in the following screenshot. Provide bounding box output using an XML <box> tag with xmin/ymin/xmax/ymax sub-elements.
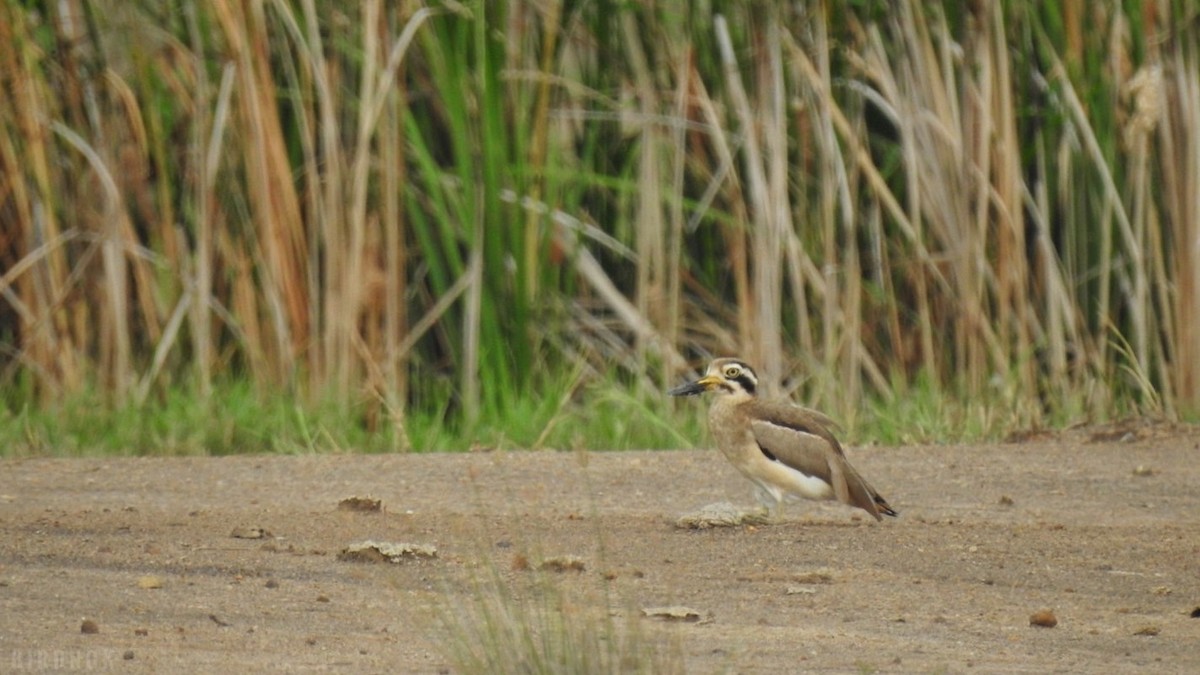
<box><xmin>724</xmin><ymin>366</ymin><xmax>741</xmax><ymax>378</ymax></box>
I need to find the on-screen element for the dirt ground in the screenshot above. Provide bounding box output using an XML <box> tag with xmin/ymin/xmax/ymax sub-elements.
<box><xmin>2</xmin><ymin>422</ymin><xmax>1199</xmax><ymax>673</ymax></box>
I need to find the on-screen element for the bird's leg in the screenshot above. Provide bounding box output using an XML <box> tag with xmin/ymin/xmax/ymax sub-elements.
<box><xmin>752</xmin><ymin>484</ymin><xmax>780</xmax><ymax>522</ymax></box>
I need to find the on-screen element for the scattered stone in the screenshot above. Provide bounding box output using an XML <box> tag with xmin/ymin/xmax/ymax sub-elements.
<box><xmin>80</xmin><ymin>619</ymin><xmax>100</xmax><ymax>634</ymax></box>
<box><xmin>123</xmin><ymin>650</ymin><xmax>134</xmax><ymax>661</ymax></box>
<box><xmin>786</xmin><ymin>585</ymin><xmax>817</xmax><ymax>595</ymax></box>
<box><xmin>1133</xmin><ymin>625</ymin><xmax>1161</xmax><ymax>636</ymax></box>
<box><xmin>134</xmin><ymin>628</ymin><xmax>149</xmax><ymax>636</ymax></box>
<box><xmin>675</xmin><ymin>502</ymin><xmax>770</xmax><ymax>529</ymax></box>
<box><xmin>998</xmin><ymin>495</ymin><xmax>1015</xmax><ymax>506</ymax></box>
<box><xmin>539</xmin><ymin>555</ymin><xmax>586</xmax><ymax>573</ymax></box>
<box><xmin>338</xmin><ymin>541</ymin><xmax>437</xmax><ymax>564</ymax></box>
<box><xmin>137</xmin><ymin>575</ymin><xmax>164</xmax><ymax>589</ymax></box>
<box><xmin>1132</xmin><ymin>465</ymin><xmax>1155</xmax><ymax>477</ymax></box>
<box><xmin>1191</xmin><ymin>607</ymin><xmax>1200</xmax><ymax>618</ymax></box>
<box><xmin>264</xmin><ymin>579</ymin><xmax>279</xmax><ymax>589</ymax></box>
<box><xmin>316</xmin><ymin>595</ymin><xmax>330</xmax><ymax>603</ymax></box>
<box><xmin>1029</xmin><ymin>609</ymin><xmax>1058</xmax><ymax>628</ymax></box>
<box><xmin>209</xmin><ymin>614</ymin><xmax>230</xmax><ymax>627</ymax></box>
<box><xmin>1152</xmin><ymin>585</ymin><xmax>1171</xmax><ymax>596</ymax></box>
<box><xmin>641</xmin><ymin>606</ymin><xmax>703</xmax><ymax>622</ymax></box>
<box><xmin>337</xmin><ymin>496</ymin><xmax>382</xmax><ymax>513</ymax></box>
<box><xmin>231</xmin><ymin>526</ymin><xmax>268</xmax><ymax>539</ymax></box>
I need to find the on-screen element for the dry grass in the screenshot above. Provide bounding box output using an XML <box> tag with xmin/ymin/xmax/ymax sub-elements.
<box><xmin>1</xmin><ymin>1</ymin><xmax>1198</xmax><ymax>446</ymax></box>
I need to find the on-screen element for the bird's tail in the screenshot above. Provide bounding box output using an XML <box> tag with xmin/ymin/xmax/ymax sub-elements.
<box><xmin>874</xmin><ymin>493</ymin><xmax>898</xmax><ymax>517</ymax></box>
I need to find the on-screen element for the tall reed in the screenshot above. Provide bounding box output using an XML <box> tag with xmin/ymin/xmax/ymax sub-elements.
<box><xmin>1</xmin><ymin>1</ymin><xmax>1198</xmax><ymax>447</ymax></box>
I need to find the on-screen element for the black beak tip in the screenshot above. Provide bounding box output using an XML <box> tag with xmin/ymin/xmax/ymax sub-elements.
<box><xmin>667</xmin><ymin>382</ymin><xmax>705</xmax><ymax>397</ymax></box>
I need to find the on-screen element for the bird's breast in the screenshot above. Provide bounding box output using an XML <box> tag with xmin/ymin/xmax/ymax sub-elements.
<box><xmin>707</xmin><ymin>405</ymin><xmax>757</xmax><ymax>464</ymax></box>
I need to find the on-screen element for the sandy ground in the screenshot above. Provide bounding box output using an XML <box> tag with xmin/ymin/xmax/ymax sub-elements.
<box><xmin>2</xmin><ymin>422</ymin><xmax>1199</xmax><ymax>673</ymax></box>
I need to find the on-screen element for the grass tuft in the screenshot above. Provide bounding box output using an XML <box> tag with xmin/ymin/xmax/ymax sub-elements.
<box><xmin>439</xmin><ymin>572</ymin><xmax>684</xmax><ymax>675</ymax></box>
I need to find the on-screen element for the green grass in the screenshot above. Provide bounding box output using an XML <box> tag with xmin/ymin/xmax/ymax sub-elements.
<box><xmin>0</xmin><ymin>381</ymin><xmax>358</xmax><ymax>457</ymax></box>
<box><xmin>0</xmin><ymin>372</ymin><xmax>710</xmax><ymax>457</ymax></box>
<box><xmin>5</xmin><ymin>368</ymin><xmax>1161</xmax><ymax>457</ymax></box>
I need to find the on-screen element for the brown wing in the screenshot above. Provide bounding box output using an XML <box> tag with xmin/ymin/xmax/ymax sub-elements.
<box><xmin>752</xmin><ymin>401</ymin><xmax>844</xmax><ymax>450</ymax></box>
<box><xmin>747</xmin><ymin>415</ymin><xmax>838</xmax><ymax>485</ymax></box>
<box><xmin>746</xmin><ymin>400</ymin><xmax>893</xmax><ymax>520</ymax></box>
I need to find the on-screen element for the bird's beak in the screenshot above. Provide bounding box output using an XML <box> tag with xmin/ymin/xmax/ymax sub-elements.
<box><xmin>667</xmin><ymin>374</ymin><xmax>722</xmax><ymax>397</ymax></box>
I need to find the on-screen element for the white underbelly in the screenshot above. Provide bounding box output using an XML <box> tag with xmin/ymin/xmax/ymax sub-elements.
<box><xmin>745</xmin><ymin>458</ymin><xmax>834</xmax><ymax>501</ymax></box>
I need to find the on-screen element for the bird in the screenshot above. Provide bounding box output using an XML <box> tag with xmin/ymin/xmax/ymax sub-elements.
<box><xmin>669</xmin><ymin>357</ymin><xmax>897</xmax><ymax>522</ymax></box>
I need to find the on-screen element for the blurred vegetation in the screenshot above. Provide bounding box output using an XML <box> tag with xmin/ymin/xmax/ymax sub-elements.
<box><xmin>1</xmin><ymin>1</ymin><xmax>1198</xmax><ymax>454</ymax></box>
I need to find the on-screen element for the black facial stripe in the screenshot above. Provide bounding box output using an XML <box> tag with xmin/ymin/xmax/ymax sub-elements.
<box><xmin>734</xmin><ymin>374</ymin><xmax>756</xmax><ymax>395</ymax></box>
<box><xmin>757</xmin><ymin>443</ymin><xmax>778</xmax><ymax>462</ymax></box>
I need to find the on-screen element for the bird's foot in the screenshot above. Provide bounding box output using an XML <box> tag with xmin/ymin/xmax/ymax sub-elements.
<box><xmin>736</xmin><ymin>504</ymin><xmax>772</xmax><ymax>526</ymax></box>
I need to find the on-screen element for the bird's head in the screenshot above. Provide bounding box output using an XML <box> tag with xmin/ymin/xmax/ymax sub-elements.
<box><xmin>667</xmin><ymin>358</ymin><xmax>758</xmax><ymax>398</ymax></box>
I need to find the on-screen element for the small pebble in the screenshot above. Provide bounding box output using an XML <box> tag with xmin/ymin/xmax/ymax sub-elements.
<box><xmin>1133</xmin><ymin>625</ymin><xmax>1160</xmax><ymax>636</ymax></box>
<box><xmin>337</xmin><ymin>496</ymin><xmax>382</xmax><ymax>513</ymax></box>
<box><xmin>138</xmin><ymin>575</ymin><xmax>164</xmax><ymax>589</ymax></box>
<box><xmin>539</xmin><ymin>555</ymin><xmax>586</xmax><ymax>573</ymax></box>
<box><xmin>80</xmin><ymin>619</ymin><xmax>100</xmax><ymax>634</ymax></box>
<box><xmin>641</xmin><ymin>606</ymin><xmax>703</xmax><ymax>622</ymax></box>
<box><xmin>1029</xmin><ymin>609</ymin><xmax>1057</xmax><ymax>628</ymax></box>
<box><xmin>123</xmin><ymin>650</ymin><xmax>134</xmax><ymax>661</ymax></box>
<box><xmin>1132</xmin><ymin>465</ymin><xmax>1154</xmax><ymax>477</ymax></box>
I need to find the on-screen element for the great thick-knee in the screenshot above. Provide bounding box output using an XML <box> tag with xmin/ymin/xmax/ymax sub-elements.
<box><xmin>669</xmin><ymin>358</ymin><xmax>897</xmax><ymax>521</ymax></box>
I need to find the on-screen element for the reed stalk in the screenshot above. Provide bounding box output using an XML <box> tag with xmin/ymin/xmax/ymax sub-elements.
<box><xmin>2</xmin><ymin>1</ymin><xmax>1199</xmax><ymax>451</ymax></box>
